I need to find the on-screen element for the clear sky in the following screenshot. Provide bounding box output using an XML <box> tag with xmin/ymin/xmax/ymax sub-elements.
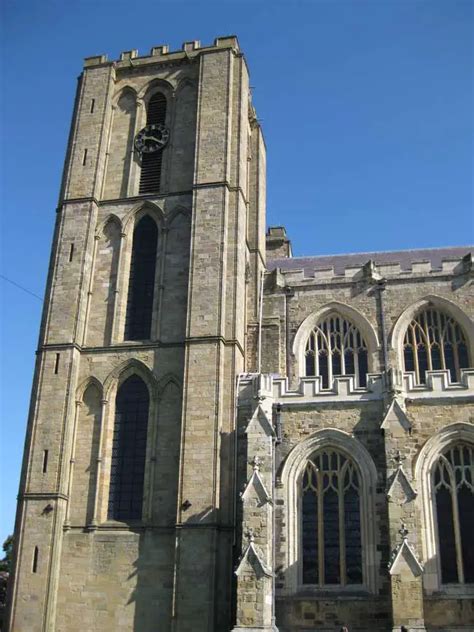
<box><xmin>0</xmin><ymin>0</ymin><xmax>473</xmax><ymax>546</ymax></box>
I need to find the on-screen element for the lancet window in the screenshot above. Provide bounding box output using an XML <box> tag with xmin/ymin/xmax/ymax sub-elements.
<box><xmin>124</xmin><ymin>215</ymin><xmax>158</xmax><ymax>341</ymax></box>
<box><xmin>302</xmin><ymin>450</ymin><xmax>363</xmax><ymax>586</ymax></box>
<box><xmin>304</xmin><ymin>314</ymin><xmax>368</xmax><ymax>388</ymax></box>
<box><xmin>139</xmin><ymin>92</ymin><xmax>167</xmax><ymax>194</ymax></box>
<box><xmin>403</xmin><ymin>308</ymin><xmax>469</xmax><ymax>384</ymax></box>
<box><xmin>433</xmin><ymin>444</ymin><xmax>474</xmax><ymax>584</ymax></box>
<box><xmin>108</xmin><ymin>375</ymin><xmax>149</xmax><ymax>521</ymax></box>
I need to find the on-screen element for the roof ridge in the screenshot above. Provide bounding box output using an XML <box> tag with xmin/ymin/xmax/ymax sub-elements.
<box><xmin>275</xmin><ymin>245</ymin><xmax>473</xmax><ymax>261</ymax></box>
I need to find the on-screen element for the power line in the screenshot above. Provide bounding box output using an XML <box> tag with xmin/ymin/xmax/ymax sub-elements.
<box><xmin>0</xmin><ymin>274</ymin><xmax>43</xmax><ymax>302</ymax></box>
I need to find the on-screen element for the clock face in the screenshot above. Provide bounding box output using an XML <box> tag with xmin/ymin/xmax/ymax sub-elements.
<box><xmin>134</xmin><ymin>124</ymin><xmax>170</xmax><ymax>154</ymax></box>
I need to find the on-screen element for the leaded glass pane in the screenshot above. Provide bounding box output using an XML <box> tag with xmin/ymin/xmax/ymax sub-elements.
<box><xmin>124</xmin><ymin>216</ymin><xmax>158</xmax><ymax>341</ymax></box>
<box><xmin>403</xmin><ymin>308</ymin><xmax>470</xmax><ymax>384</ymax></box>
<box><xmin>108</xmin><ymin>375</ymin><xmax>149</xmax><ymax>521</ymax></box>
<box><xmin>345</xmin><ymin>487</ymin><xmax>362</xmax><ymax>584</ymax></box>
<box><xmin>323</xmin><ymin>488</ymin><xmax>340</xmax><ymax>583</ymax></box>
<box><xmin>458</xmin><ymin>485</ymin><xmax>474</xmax><ymax>583</ymax></box>
<box><xmin>302</xmin><ymin>451</ymin><xmax>362</xmax><ymax>586</ymax></box>
<box><xmin>436</xmin><ymin>486</ymin><xmax>458</xmax><ymax>583</ymax></box>
<box><xmin>302</xmin><ymin>487</ymin><xmax>318</xmax><ymax>584</ymax></box>
<box><xmin>304</xmin><ymin>314</ymin><xmax>368</xmax><ymax>388</ymax></box>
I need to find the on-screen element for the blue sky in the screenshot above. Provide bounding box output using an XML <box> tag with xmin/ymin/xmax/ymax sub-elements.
<box><xmin>0</xmin><ymin>0</ymin><xmax>472</xmax><ymax>545</ymax></box>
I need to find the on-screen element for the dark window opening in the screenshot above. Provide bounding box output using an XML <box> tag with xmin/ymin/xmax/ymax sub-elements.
<box><xmin>124</xmin><ymin>215</ymin><xmax>158</xmax><ymax>341</ymax></box>
<box><xmin>302</xmin><ymin>450</ymin><xmax>362</xmax><ymax>586</ymax></box>
<box><xmin>42</xmin><ymin>450</ymin><xmax>49</xmax><ymax>473</ymax></box>
<box><xmin>108</xmin><ymin>375</ymin><xmax>149</xmax><ymax>521</ymax></box>
<box><xmin>32</xmin><ymin>546</ymin><xmax>39</xmax><ymax>573</ymax></box>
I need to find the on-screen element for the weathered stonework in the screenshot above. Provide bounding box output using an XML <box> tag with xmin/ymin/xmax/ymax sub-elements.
<box><xmin>7</xmin><ymin>35</ymin><xmax>474</xmax><ymax>632</ymax></box>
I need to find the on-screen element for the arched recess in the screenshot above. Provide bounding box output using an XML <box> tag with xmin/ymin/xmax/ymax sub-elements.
<box><xmin>169</xmin><ymin>79</ymin><xmax>198</xmax><ymax>191</ymax></box>
<box><xmin>103</xmin><ymin>358</ymin><xmax>158</xmax><ymax>403</ymax></box>
<box><xmin>414</xmin><ymin>422</ymin><xmax>474</xmax><ymax>594</ymax></box>
<box><xmin>70</xmin><ymin>381</ymin><xmax>102</xmax><ymax>525</ymax></box>
<box><xmin>118</xmin><ymin>203</ymin><xmax>164</xmax><ymax>342</ymax></box>
<box><xmin>150</xmin><ymin>377</ymin><xmax>182</xmax><ymax>524</ymax></box>
<box><xmin>159</xmin><ymin>207</ymin><xmax>191</xmax><ymax>342</ymax></box>
<box><xmin>99</xmin><ymin>360</ymin><xmax>159</xmax><ymax>524</ymax></box>
<box><xmin>279</xmin><ymin>429</ymin><xmax>378</xmax><ymax>594</ymax></box>
<box><xmin>390</xmin><ymin>295</ymin><xmax>474</xmax><ymax>378</ymax></box>
<box><xmin>86</xmin><ymin>216</ymin><xmax>121</xmax><ymax>346</ymax></box>
<box><xmin>292</xmin><ymin>302</ymin><xmax>380</xmax><ymax>383</ymax></box>
<box><xmin>103</xmin><ymin>87</ymin><xmax>137</xmax><ymax>199</ymax></box>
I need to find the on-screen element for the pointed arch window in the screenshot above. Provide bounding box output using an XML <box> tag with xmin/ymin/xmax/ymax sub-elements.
<box><xmin>403</xmin><ymin>308</ymin><xmax>469</xmax><ymax>384</ymax></box>
<box><xmin>108</xmin><ymin>375</ymin><xmax>149</xmax><ymax>521</ymax></box>
<box><xmin>433</xmin><ymin>444</ymin><xmax>474</xmax><ymax>584</ymax></box>
<box><xmin>139</xmin><ymin>92</ymin><xmax>167</xmax><ymax>194</ymax></box>
<box><xmin>302</xmin><ymin>450</ymin><xmax>363</xmax><ymax>586</ymax></box>
<box><xmin>124</xmin><ymin>215</ymin><xmax>158</xmax><ymax>341</ymax></box>
<box><xmin>304</xmin><ymin>314</ymin><xmax>368</xmax><ymax>388</ymax></box>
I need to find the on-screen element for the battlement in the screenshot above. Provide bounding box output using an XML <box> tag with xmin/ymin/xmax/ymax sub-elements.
<box><xmin>83</xmin><ymin>35</ymin><xmax>240</xmax><ymax>68</ymax></box>
<box><xmin>266</xmin><ymin>248</ymin><xmax>472</xmax><ymax>287</ymax></box>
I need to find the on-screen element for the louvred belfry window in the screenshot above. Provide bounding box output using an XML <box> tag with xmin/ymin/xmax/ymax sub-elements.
<box><xmin>139</xmin><ymin>93</ymin><xmax>167</xmax><ymax>194</ymax></box>
<box><xmin>304</xmin><ymin>314</ymin><xmax>368</xmax><ymax>388</ymax></box>
<box><xmin>108</xmin><ymin>375</ymin><xmax>149</xmax><ymax>521</ymax></box>
<box><xmin>403</xmin><ymin>308</ymin><xmax>469</xmax><ymax>384</ymax></box>
<box><xmin>124</xmin><ymin>215</ymin><xmax>158</xmax><ymax>341</ymax></box>
<box><xmin>433</xmin><ymin>444</ymin><xmax>474</xmax><ymax>584</ymax></box>
<box><xmin>302</xmin><ymin>450</ymin><xmax>363</xmax><ymax>586</ymax></box>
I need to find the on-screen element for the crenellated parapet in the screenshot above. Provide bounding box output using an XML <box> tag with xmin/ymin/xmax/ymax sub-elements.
<box><xmin>83</xmin><ymin>35</ymin><xmax>241</xmax><ymax>69</ymax></box>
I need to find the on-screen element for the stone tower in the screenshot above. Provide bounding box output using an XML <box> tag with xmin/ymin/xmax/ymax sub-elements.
<box><xmin>8</xmin><ymin>36</ymin><xmax>266</xmax><ymax>632</ymax></box>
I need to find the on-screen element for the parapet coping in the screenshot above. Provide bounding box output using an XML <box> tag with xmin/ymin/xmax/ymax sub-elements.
<box><xmin>266</xmin><ymin>252</ymin><xmax>472</xmax><ymax>285</ymax></box>
<box><xmin>84</xmin><ymin>36</ymin><xmax>240</xmax><ymax>68</ymax></box>
<box><xmin>237</xmin><ymin>369</ymin><xmax>474</xmax><ymax>405</ymax></box>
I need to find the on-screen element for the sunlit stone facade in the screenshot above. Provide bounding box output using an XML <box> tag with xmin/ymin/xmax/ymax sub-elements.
<box><xmin>8</xmin><ymin>36</ymin><xmax>473</xmax><ymax>632</ymax></box>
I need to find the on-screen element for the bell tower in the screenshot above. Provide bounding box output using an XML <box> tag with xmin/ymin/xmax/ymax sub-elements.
<box><xmin>8</xmin><ymin>36</ymin><xmax>266</xmax><ymax>632</ymax></box>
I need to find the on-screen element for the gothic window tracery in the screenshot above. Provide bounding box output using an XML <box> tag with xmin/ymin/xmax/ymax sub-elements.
<box><xmin>304</xmin><ymin>314</ymin><xmax>368</xmax><ymax>388</ymax></box>
<box><xmin>124</xmin><ymin>215</ymin><xmax>158</xmax><ymax>341</ymax></box>
<box><xmin>108</xmin><ymin>375</ymin><xmax>149</xmax><ymax>521</ymax></box>
<box><xmin>139</xmin><ymin>92</ymin><xmax>167</xmax><ymax>194</ymax></box>
<box><xmin>403</xmin><ymin>308</ymin><xmax>469</xmax><ymax>384</ymax></box>
<box><xmin>302</xmin><ymin>450</ymin><xmax>363</xmax><ymax>586</ymax></box>
<box><xmin>433</xmin><ymin>444</ymin><xmax>474</xmax><ymax>584</ymax></box>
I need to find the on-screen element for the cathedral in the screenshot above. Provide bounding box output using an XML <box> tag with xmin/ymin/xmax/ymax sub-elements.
<box><xmin>7</xmin><ymin>36</ymin><xmax>473</xmax><ymax>632</ymax></box>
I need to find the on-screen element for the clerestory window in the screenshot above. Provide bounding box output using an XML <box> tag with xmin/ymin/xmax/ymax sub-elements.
<box><xmin>304</xmin><ymin>314</ymin><xmax>368</xmax><ymax>388</ymax></box>
<box><xmin>108</xmin><ymin>375</ymin><xmax>149</xmax><ymax>521</ymax></box>
<box><xmin>403</xmin><ymin>308</ymin><xmax>469</xmax><ymax>384</ymax></box>
<box><xmin>139</xmin><ymin>92</ymin><xmax>167</xmax><ymax>194</ymax></box>
<box><xmin>302</xmin><ymin>449</ymin><xmax>363</xmax><ymax>586</ymax></box>
<box><xmin>433</xmin><ymin>444</ymin><xmax>474</xmax><ymax>585</ymax></box>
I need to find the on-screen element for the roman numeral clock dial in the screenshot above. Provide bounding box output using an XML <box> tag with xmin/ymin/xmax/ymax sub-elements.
<box><xmin>134</xmin><ymin>123</ymin><xmax>170</xmax><ymax>154</ymax></box>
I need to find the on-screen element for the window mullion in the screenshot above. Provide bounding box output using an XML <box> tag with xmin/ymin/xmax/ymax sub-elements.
<box><xmin>317</xmin><ymin>470</ymin><xmax>324</xmax><ymax>586</ymax></box>
<box><xmin>410</xmin><ymin>325</ymin><xmax>420</xmax><ymax>383</ymax></box>
<box><xmin>338</xmin><ymin>470</ymin><xmax>346</xmax><ymax>586</ymax></box>
<box><xmin>327</xmin><ymin>326</ymin><xmax>333</xmax><ymax>388</ymax></box>
<box><xmin>437</xmin><ymin>310</ymin><xmax>447</xmax><ymax>370</ymax></box>
<box><xmin>449</xmin><ymin>465</ymin><xmax>465</xmax><ymax>584</ymax></box>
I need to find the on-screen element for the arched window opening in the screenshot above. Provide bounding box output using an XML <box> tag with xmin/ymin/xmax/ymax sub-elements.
<box><xmin>304</xmin><ymin>314</ymin><xmax>368</xmax><ymax>388</ymax></box>
<box><xmin>139</xmin><ymin>92</ymin><xmax>167</xmax><ymax>194</ymax></box>
<box><xmin>124</xmin><ymin>215</ymin><xmax>158</xmax><ymax>341</ymax></box>
<box><xmin>302</xmin><ymin>450</ymin><xmax>362</xmax><ymax>586</ymax></box>
<box><xmin>108</xmin><ymin>375</ymin><xmax>149</xmax><ymax>521</ymax></box>
<box><xmin>433</xmin><ymin>444</ymin><xmax>473</xmax><ymax>584</ymax></box>
<box><xmin>403</xmin><ymin>308</ymin><xmax>469</xmax><ymax>384</ymax></box>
